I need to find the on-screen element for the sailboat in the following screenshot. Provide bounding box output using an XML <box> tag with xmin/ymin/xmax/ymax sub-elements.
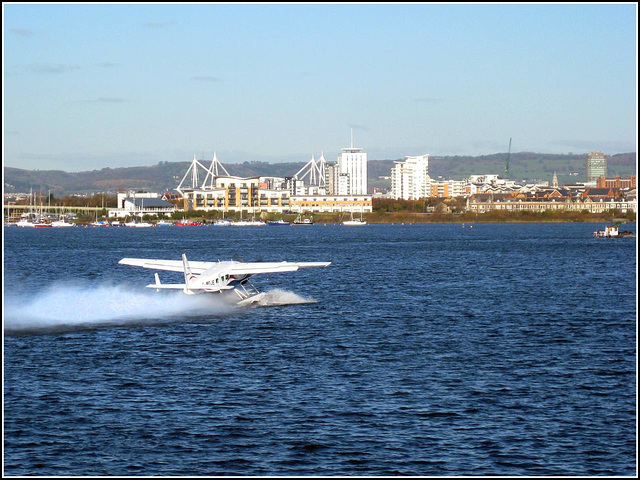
<box><xmin>231</xmin><ymin>209</ymin><xmax>265</xmax><ymax>226</ymax></box>
<box><xmin>52</xmin><ymin>208</ymin><xmax>75</xmax><ymax>227</ymax></box>
<box><xmin>16</xmin><ymin>189</ymin><xmax>36</xmax><ymax>227</ymax></box>
<box><xmin>124</xmin><ymin>198</ymin><xmax>153</xmax><ymax>227</ymax></box>
<box><xmin>33</xmin><ymin>191</ymin><xmax>52</xmax><ymax>227</ymax></box>
<box><xmin>342</xmin><ymin>210</ymin><xmax>367</xmax><ymax>226</ymax></box>
<box><xmin>90</xmin><ymin>194</ymin><xmax>111</xmax><ymax>226</ymax></box>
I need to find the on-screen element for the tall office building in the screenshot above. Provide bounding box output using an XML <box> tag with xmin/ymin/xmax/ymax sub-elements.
<box><xmin>337</xmin><ymin>129</ymin><xmax>368</xmax><ymax>195</ymax></box>
<box><xmin>391</xmin><ymin>154</ymin><xmax>430</xmax><ymax>200</ymax></box>
<box><xmin>586</xmin><ymin>152</ymin><xmax>607</xmax><ymax>182</ymax></box>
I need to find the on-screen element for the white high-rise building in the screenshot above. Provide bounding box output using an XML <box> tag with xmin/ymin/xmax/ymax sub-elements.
<box><xmin>391</xmin><ymin>154</ymin><xmax>430</xmax><ymax>200</ymax></box>
<box><xmin>337</xmin><ymin>129</ymin><xmax>368</xmax><ymax>195</ymax></box>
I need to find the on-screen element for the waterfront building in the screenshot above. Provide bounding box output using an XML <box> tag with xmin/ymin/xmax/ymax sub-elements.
<box><xmin>337</xmin><ymin>129</ymin><xmax>368</xmax><ymax>195</ymax></box>
<box><xmin>290</xmin><ymin>195</ymin><xmax>373</xmax><ymax>214</ymax></box>
<box><xmin>391</xmin><ymin>154</ymin><xmax>430</xmax><ymax>200</ymax></box>
<box><xmin>596</xmin><ymin>175</ymin><xmax>636</xmax><ymax>189</ymax></box>
<box><xmin>586</xmin><ymin>152</ymin><xmax>607</xmax><ymax>183</ymax></box>
<box><xmin>109</xmin><ymin>191</ymin><xmax>176</xmax><ymax>218</ymax></box>
<box><xmin>466</xmin><ymin>191</ymin><xmax>636</xmax><ymax>214</ymax></box>
<box><xmin>258</xmin><ymin>189</ymin><xmax>290</xmax><ymax>213</ymax></box>
<box><xmin>183</xmin><ymin>176</ymin><xmax>261</xmax><ymax>212</ymax></box>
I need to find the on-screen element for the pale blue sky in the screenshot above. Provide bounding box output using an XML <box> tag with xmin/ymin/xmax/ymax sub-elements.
<box><xmin>3</xmin><ymin>3</ymin><xmax>637</xmax><ymax>171</ymax></box>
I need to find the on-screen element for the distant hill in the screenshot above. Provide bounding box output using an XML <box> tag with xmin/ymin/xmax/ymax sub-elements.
<box><xmin>4</xmin><ymin>152</ymin><xmax>636</xmax><ymax>195</ymax></box>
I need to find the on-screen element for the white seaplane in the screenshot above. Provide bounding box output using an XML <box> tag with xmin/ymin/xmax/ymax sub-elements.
<box><xmin>119</xmin><ymin>254</ymin><xmax>331</xmax><ymax>306</ymax></box>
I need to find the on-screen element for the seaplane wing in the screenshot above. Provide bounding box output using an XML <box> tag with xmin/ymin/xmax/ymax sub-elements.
<box><xmin>118</xmin><ymin>258</ymin><xmax>215</xmax><ymax>274</ymax></box>
<box><xmin>227</xmin><ymin>261</ymin><xmax>331</xmax><ymax>276</ymax></box>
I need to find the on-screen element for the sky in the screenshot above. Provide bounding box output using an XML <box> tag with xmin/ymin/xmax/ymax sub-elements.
<box><xmin>3</xmin><ymin>3</ymin><xmax>638</xmax><ymax>171</ymax></box>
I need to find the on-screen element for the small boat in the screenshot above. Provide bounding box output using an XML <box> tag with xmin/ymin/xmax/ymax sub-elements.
<box><xmin>231</xmin><ymin>219</ymin><xmax>266</xmax><ymax>226</ymax></box>
<box><xmin>156</xmin><ymin>220</ymin><xmax>174</xmax><ymax>227</ymax></box>
<box><xmin>292</xmin><ymin>214</ymin><xmax>313</xmax><ymax>225</ymax></box>
<box><xmin>268</xmin><ymin>219</ymin><xmax>289</xmax><ymax>226</ymax></box>
<box><xmin>51</xmin><ymin>219</ymin><xmax>75</xmax><ymax>227</ymax></box>
<box><xmin>176</xmin><ymin>219</ymin><xmax>202</xmax><ymax>226</ymax></box>
<box><xmin>125</xmin><ymin>222</ymin><xmax>154</xmax><ymax>228</ymax></box>
<box><xmin>16</xmin><ymin>219</ymin><xmax>36</xmax><ymax>227</ymax></box>
<box><xmin>125</xmin><ymin>219</ymin><xmax>154</xmax><ymax>228</ymax></box>
<box><xmin>213</xmin><ymin>218</ymin><xmax>233</xmax><ymax>226</ymax></box>
<box><xmin>593</xmin><ymin>225</ymin><xmax>635</xmax><ymax>238</ymax></box>
<box><xmin>342</xmin><ymin>211</ymin><xmax>367</xmax><ymax>226</ymax></box>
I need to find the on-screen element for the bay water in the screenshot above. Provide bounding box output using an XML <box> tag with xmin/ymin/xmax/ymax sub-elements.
<box><xmin>3</xmin><ymin>222</ymin><xmax>636</xmax><ymax>475</ymax></box>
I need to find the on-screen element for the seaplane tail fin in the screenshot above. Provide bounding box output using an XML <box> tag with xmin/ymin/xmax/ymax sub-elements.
<box><xmin>182</xmin><ymin>253</ymin><xmax>193</xmax><ymax>293</ymax></box>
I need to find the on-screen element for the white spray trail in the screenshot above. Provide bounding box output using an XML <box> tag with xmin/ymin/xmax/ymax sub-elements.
<box><xmin>4</xmin><ymin>281</ymin><xmax>235</xmax><ymax>334</ymax></box>
<box><xmin>4</xmin><ymin>282</ymin><xmax>317</xmax><ymax>334</ymax></box>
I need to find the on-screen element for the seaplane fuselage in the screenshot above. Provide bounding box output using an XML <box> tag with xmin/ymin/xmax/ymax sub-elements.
<box><xmin>119</xmin><ymin>254</ymin><xmax>331</xmax><ymax>304</ymax></box>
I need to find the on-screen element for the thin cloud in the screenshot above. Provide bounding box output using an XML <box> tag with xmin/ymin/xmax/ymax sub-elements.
<box><xmin>27</xmin><ymin>63</ymin><xmax>80</xmax><ymax>74</ymax></box>
<box><xmin>95</xmin><ymin>62</ymin><xmax>118</xmax><ymax>68</ymax></box>
<box><xmin>10</xmin><ymin>28</ymin><xmax>33</xmax><ymax>36</ymax></box>
<box><xmin>191</xmin><ymin>75</ymin><xmax>221</xmax><ymax>82</ymax></box>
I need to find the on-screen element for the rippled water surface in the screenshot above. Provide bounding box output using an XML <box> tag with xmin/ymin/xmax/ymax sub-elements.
<box><xmin>3</xmin><ymin>223</ymin><xmax>637</xmax><ymax>475</ymax></box>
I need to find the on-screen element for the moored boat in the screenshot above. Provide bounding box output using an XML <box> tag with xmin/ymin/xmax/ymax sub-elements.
<box><xmin>268</xmin><ymin>219</ymin><xmax>289</xmax><ymax>226</ymax></box>
<box><xmin>342</xmin><ymin>211</ymin><xmax>367</xmax><ymax>226</ymax></box>
<box><xmin>176</xmin><ymin>219</ymin><xmax>202</xmax><ymax>226</ymax></box>
<box><xmin>51</xmin><ymin>220</ymin><xmax>75</xmax><ymax>227</ymax></box>
<box><xmin>230</xmin><ymin>219</ymin><xmax>266</xmax><ymax>226</ymax></box>
<box><xmin>593</xmin><ymin>225</ymin><xmax>635</xmax><ymax>238</ymax></box>
<box><xmin>291</xmin><ymin>214</ymin><xmax>313</xmax><ymax>225</ymax></box>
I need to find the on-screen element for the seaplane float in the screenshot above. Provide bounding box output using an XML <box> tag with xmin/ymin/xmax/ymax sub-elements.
<box><xmin>119</xmin><ymin>254</ymin><xmax>331</xmax><ymax>306</ymax></box>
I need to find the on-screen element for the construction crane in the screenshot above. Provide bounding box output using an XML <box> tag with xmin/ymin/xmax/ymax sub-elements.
<box><xmin>505</xmin><ymin>137</ymin><xmax>512</xmax><ymax>179</ymax></box>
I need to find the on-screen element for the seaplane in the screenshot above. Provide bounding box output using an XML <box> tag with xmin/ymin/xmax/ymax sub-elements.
<box><xmin>118</xmin><ymin>254</ymin><xmax>331</xmax><ymax>306</ymax></box>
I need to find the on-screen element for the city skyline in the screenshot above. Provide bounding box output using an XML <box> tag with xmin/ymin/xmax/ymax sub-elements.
<box><xmin>3</xmin><ymin>3</ymin><xmax>637</xmax><ymax>172</ymax></box>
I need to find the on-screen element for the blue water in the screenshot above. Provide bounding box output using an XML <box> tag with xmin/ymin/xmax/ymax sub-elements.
<box><xmin>3</xmin><ymin>223</ymin><xmax>637</xmax><ymax>475</ymax></box>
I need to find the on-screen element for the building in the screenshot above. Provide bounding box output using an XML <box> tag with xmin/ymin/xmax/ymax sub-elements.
<box><xmin>108</xmin><ymin>191</ymin><xmax>177</xmax><ymax>218</ymax></box>
<box><xmin>183</xmin><ymin>176</ymin><xmax>263</xmax><ymax>212</ymax></box>
<box><xmin>467</xmin><ymin>190</ymin><xmax>636</xmax><ymax>214</ymax></box>
<box><xmin>173</xmin><ymin>148</ymin><xmax>373</xmax><ymax>214</ymax></box>
<box><xmin>596</xmin><ymin>175</ymin><xmax>636</xmax><ymax>189</ymax></box>
<box><xmin>337</xmin><ymin>129</ymin><xmax>368</xmax><ymax>195</ymax></box>
<box><xmin>427</xmin><ymin>179</ymin><xmax>467</xmax><ymax>198</ymax></box>
<box><xmin>586</xmin><ymin>152</ymin><xmax>607</xmax><ymax>183</ymax></box>
<box><xmin>391</xmin><ymin>154</ymin><xmax>430</xmax><ymax>200</ymax></box>
<box><xmin>290</xmin><ymin>195</ymin><xmax>373</xmax><ymax>213</ymax></box>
